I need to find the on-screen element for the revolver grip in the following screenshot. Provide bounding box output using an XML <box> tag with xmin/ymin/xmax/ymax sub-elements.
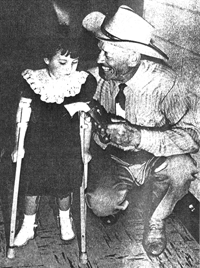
<box><xmin>87</xmin><ymin>100</ymin><xmax>111</xmax><ymax>143</ymax></box>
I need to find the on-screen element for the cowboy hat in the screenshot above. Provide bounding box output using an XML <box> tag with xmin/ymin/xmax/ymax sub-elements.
<box><xmin>82</xmin><ymin>5</ymin><xmax>168</xmax><ymax>60</ymax></box>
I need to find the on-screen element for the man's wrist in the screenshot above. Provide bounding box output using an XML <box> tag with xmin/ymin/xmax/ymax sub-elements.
<box><xmin>135</xmin><ymin>129</ymin><xmax>141</xmax><ymax>147</ymax></box>
<box><xmin>125</xmin><ymin>123</ymin><xmax>141</xmax><ymax>148</ymax></box>
<box><xmin>131</xmin><ymin>128</ymin><xmax>141</xmax><ymax>148</ymax></box>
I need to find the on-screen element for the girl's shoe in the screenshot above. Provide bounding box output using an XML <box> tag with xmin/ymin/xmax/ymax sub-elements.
<box><xmin>14</xmin><ymin>214</ymin><xmax>37</xmax><ymax>247</ymax></box>
<box><xmin>59</xmin><ymin>209</ymin><xmax>75</xmax><ymax>241</ymax></box>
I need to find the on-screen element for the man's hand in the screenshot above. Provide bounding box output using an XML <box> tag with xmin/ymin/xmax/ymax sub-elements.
<box><xmin>106</xmin><ymin>121</ymin><xmax>141</xmax><ymax>151</ymax></box>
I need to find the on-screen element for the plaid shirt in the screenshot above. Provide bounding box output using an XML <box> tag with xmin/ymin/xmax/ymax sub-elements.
<box><xmin>89</xmin><ymin>60</ymin><xmax>200</xmax><ymax>157</ymax></box>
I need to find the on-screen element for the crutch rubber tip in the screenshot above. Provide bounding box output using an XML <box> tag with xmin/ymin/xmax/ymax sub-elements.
<box><xmin>79</xmin><ymin>252</ymin><xmax>88</xmax><ymax>264</ymax></box>
<box><xmin>7</xmin><ymin>247</ymin><xmax>15</xmax><ymax>259</ymax></box>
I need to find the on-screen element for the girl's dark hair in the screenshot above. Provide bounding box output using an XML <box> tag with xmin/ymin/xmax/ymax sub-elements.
<box><xmin>40</xmin><ymin>35</ymin><xmax>80</xmax><ymax>60</ymax></box>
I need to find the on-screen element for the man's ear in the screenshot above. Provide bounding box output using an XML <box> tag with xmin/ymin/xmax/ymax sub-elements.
<box><xmin>44</xmin><ymin>58</ymin><xmax>50</xmax><ymax>65</ymax></box>
<box><xmin>129</xmin><ymin>51</ymin><xmax>141</xmax><ymax>67</ymax></box>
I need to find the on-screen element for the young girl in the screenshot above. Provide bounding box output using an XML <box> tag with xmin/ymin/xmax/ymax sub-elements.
<box><xmin>11</xmin><ymin>38</ymin><xmax>96</xmax><ymax>247</ymax></box>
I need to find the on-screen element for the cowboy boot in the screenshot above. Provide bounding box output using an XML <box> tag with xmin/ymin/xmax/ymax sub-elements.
<box><xmin>143</xmin><ymin>218</ymin><xmax>166</xmax><ymax>256</ymax></box>
<box><xmin>142</xmin><ymin>160</ymin><xmax>168</xmax><ymax>256</ymax></box>
<box><xmin>59</xmin><ymin>209</ymin><xmax>75</xmax><ymax>241</ymax></box>
<box><xmin>14</xmin><ymin>214</ymin><xmax>37</xmax><ymax>247</ymax></box>
<box><xmin>143</xmin><ymin>154</ymin><xmax>198</xmax><ymax>256</ymax></box>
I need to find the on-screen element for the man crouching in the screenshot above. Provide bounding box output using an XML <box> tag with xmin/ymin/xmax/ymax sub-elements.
<box><xmin>82</xmin><ymin>5</ymin><xmax>200</xmax><ymax>256</ymax></box>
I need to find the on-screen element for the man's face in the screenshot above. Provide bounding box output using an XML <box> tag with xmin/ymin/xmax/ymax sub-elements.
<box><xmin>45</xmin><ymin>50</ymin><xmax>79</xmax><ymax>79</ymax></box>
<box><xmin>97</xmin><ymin>41</ymin><xmax>134</xmax><ymax>82</ymax></box>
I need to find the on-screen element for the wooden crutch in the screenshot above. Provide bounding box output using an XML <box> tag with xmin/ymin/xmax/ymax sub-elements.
<box><xmin>7</xmin><ymin>99</ymin><xmax>31</xmax><ymax>259</ymax></box>
<box><xmin>79</xmin><ymin>111</ymin><xmax>89</xmax><ymax>265</ymax></box>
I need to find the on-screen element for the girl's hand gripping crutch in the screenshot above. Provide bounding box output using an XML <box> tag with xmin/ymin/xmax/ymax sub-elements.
<box><xmin>79</xmin><ymin>111</ymin><xmax>92</xmax><ymax>265</ymax></box>
<box><xmin>7</xmin><ymin>98</ymin><xmax>31</xmax><ymax>259</ymax></box>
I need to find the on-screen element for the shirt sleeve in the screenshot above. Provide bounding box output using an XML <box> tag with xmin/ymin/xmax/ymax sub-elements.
<box><xmin>138</xmin><ymin>81</ymin><xmax>200</xmax><ymax>156</ymax></box>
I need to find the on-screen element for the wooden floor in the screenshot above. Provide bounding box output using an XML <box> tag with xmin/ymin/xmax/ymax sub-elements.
<box><xmin>0</xmin><ymin>185</ymin><xmax>199</xmax><ymax>268</ymax></box>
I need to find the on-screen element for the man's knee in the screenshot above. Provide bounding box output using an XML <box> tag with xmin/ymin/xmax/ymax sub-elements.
<box><xmin>154</xmin><ymin>154</ymin><xmax>198</xmax><ymax>187</ymax></box>
<box><xmin>85</xmin><ymin>179</ymin><xmax>129</xmax><ymax>217</ymax></box>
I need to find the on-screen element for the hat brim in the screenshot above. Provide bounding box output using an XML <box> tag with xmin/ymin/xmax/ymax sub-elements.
<box><xmin>82</xmin><ymin>12</ymin><xmax>168</xmax><ymax>60</ymax></box>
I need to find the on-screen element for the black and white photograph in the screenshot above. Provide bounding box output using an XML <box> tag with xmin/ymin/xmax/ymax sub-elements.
<box><xmin>0</xmin><ymin>0</ymin><xmax>199</xmax><ymax>267</ymax></box>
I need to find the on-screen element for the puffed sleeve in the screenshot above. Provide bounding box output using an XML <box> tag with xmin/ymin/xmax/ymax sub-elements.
<box><xmin>78</xmin><ymin>72</ymin><xmax>97</xmax><ymax>102</ymax></box>
<box><xmin>18</xmin><ymin>78</ymin><xmax>36</xmax><ymax>100</ymax></box>
<box><xmin>68</xmin><ymin>72</ymin><xmax>97</xmax><ymax>104</ymax></box>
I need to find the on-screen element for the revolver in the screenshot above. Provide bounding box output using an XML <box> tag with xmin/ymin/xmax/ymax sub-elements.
<box><xmin>87</xmin><ymin>100</ymin><xmax>126</xmax><ymax>144</ymax></box>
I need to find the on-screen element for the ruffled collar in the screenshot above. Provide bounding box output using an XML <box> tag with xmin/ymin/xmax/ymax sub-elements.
<box><xmin>22</xmin><ymin>69</ymin><xmax>89</xmax><ymax>104</ymax></box>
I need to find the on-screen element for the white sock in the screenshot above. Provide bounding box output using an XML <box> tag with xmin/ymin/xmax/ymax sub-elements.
<box><xmin>59</xmin><ymin>209</ymin><xmax>70</xmax><ymax>218</ymax></box>
<box><xmin>23</xmin><ymin>214</ymin><xmax>36</xmax><ymax>225</ymax></box>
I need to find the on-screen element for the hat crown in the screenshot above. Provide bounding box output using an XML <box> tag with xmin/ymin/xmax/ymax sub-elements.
<box><xmin>102</xmin><ymin>5</ymin><xmax>153</xmax><ymax>45</ymax></box>
<box><xmin>82</xmin><ymin>5</ymin><xmax>168</xmax><ymax>60</ymax></box>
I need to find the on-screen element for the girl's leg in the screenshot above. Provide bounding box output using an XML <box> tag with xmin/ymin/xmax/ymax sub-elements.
<box><xmin>58</xmin><ymin>193</ymin><xmax>75</xmax><ymax>241</ymax></box>
<box><xmin>24</xmin><ymin>195</ymin><xmax>40</xmax><ymax>214</ymax></box>
<box><xmin>14</xmin><ymin>195</ymin><xmax>40</xmax><ymax>247</ymax></box>
<box><xmin>57</xmin><ymin>194</ymin><xmax>71</xmax><ymax>211</ymax></box>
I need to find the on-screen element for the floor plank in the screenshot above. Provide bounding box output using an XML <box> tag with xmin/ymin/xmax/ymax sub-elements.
<box><xmin>0</xmin><ymin>191</ymin><xmax>199</xmax><ymax>268</ymax></box>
